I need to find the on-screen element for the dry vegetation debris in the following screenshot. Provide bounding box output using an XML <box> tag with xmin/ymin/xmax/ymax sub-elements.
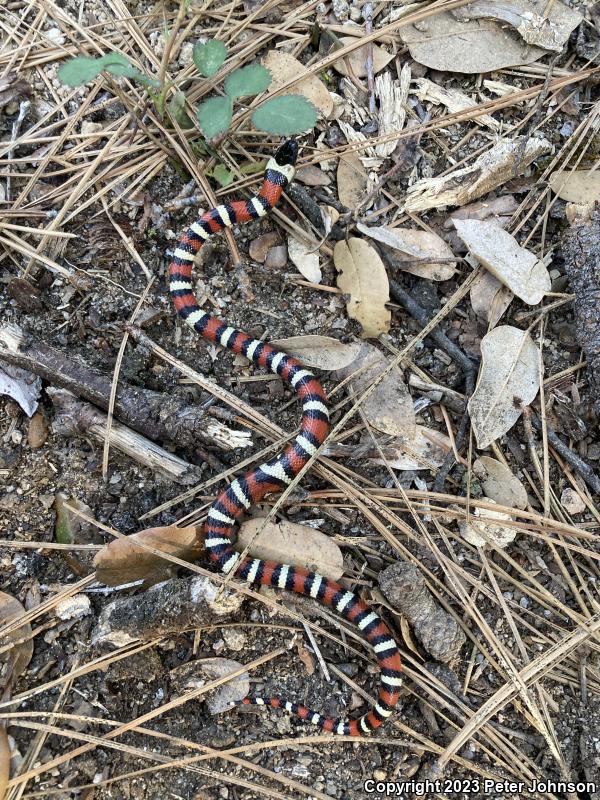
<box><xmin>1</xmin><ymin>0</ymin><xmax>600</xmax><ymax>798</ymax></box>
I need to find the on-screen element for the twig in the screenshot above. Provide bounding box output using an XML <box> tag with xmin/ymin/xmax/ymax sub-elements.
<box><xmin>386</xmin><ymin>275</ymin><xmax>477</xmax><ymax>491</ymax></box>
<box><xmin>529</xmin><ymin>411</ymin><xmax>600</xmax><ymax>496</ymax></box>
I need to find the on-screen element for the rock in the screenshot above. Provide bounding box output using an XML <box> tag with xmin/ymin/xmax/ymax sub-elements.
<box><xmin>249</xmin><ymin>232</ymin><xmax>280</xmax><ymax>263</ymax></box>
<box><xmin>560</xmin><ymin>487</ymin><xmax>586</xmax><ymax>515</ymax></box>
<box><xmin>265</xmin><ymin>244</ymin><xmax>288</xmax><ymax>269</ymax></box>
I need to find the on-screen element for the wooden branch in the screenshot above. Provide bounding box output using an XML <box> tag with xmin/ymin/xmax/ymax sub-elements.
<box><xmin>48</xmin><ymin>388</ymin><xmax>200</xmax><ymax>482</ymax></box>
<box><xmin>0</xmin><ymin>323</ymin><xmax>252</xmax><ymax>459</ymax></box>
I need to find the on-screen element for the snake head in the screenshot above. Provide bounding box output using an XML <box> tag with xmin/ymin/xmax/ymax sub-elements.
<box><xmin>274</xmin><ymin>139</ymin><xmax>298</xmax><ymax>167</ymax></box>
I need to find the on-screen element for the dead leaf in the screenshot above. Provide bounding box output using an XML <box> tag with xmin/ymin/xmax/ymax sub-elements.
<box><xmin>0</xmin><ymin>592</ymin><xmax>33</xmax><ymax>689</ymax></box>
<box><xmin>459</xmin><ymin>502</ymin><xmax>516</xmax><ymax>548</ymax></box>
<box><xmin>332</xmin><ymin>343</ymin><xmax>416</xmax><ymax>440</ymax></box>
<box><xmin>452</xmin><ymin>0</ymin><xmax>582</xmax><ymax>52</ymax></box>
<box><xmin>237</xmin><ymin>517</ymin><xmax>344</xmax><ymax>580</ymax></box>
<box><xmin>548</xmin><ymin>170</ymin><xmax>600</xmax><ymax>204</ymax></box>
<box><xmin>332</xmin><ymin>36</ymin><xmax>394</xmax><ymax>78</ymax></box>
<box><xmin>334</xmin><ymin>238</ymin><xmax>390</xmax><ymax>338</ymax></box>
<box><xmin>400</xmin><ymin>3</ymin><xmax>581</xmax><ymax>73</ymax></box>
<box><xmin>372</xmin><ymin>425</ymin><xmax>452</xmax><ymax>471</ymax></box>
<box><xmin>171</xmin><ymin>657</ymin><xmax>249</xmax><ymax>714</ymax></box>
<box><xmin>295</xmin><ymin>165</ymin><xmax>330</xmax><ymax>187</ymax></box>
<box><xmin>468</xmin><ymin>326</ymin><xmax>540</xmax><ymax>449</ymax></box>
<box><xmin>262</xmin><ymin>51</ymin><xmax>333</xmax><ymax>118</ymax></box>
<box><xmin>287</xmin><ymin>236</ymin><xmax>321</xmax><ymax>283</ymax></box>
<box><xmin>296</xmin><ymin>641</ymin><xmax>315</xmax><ymax>675</ymax></box>
<box><xmin>400</xmin><ymin>615</ymin><xmax>423</xmax><ymax>660</ymax></box>
<box><xmin>0</xmin><ymin>364</ymin><xmax>41</xmax><ymax>417</ymax></box>
<box><xmin>474</xmin><ymin>456</ymin><xmax>528</xmax><ymax>509</ymax></box>
<box><xmin>94</xmin><ymin>525</ymin><xmax>203</xmax><ymax>587</ymax></box>
<box><xmin>469</xmin><ymin>269</ymin><xmax>513</xmax><ymax>327</ymax></box>
<box><xmin>454</xmin><ymin>219</ymin><xmax>550</xmax><ymax>305</ymax></box>
<box><xmin>337</xmin><ymin>149</ymin><xmax>368</xmax><ymax>209</ymax></box>
<box><xmin>357</xmin><ymin>223</ymin><xmax>457</xmax><ymax>281</ymax></box>
<box><xmin>405</xmin><ymin>137</ymin><xmax>551</xmax><ymax>213</ymax></box>
<box><xmin>271</xmin><ymin>335</ymin><xmax>361</xmax><ymax>371</ymax></box>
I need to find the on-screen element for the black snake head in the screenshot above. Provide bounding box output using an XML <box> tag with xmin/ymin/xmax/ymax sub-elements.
<box><xmin>274</xmin><ymin>139</ymin><xmax>298</xmax><ymax>167</ymax></box>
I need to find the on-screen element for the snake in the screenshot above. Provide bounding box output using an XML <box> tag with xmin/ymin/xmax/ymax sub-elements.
<box><xmin>168</xmin><ymin>139</ymin><xmax>403</xmax><ymax>736</ymax></box>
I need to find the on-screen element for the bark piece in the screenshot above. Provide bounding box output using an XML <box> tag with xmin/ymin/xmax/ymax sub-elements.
<box><xmin>379</xmin><ymin>562</ymin><xmax>465</xmax><ymax>663</ymax></box>
<box><xmin>92</xmin><ymin>576</ymin><xmax>242</xmax><ymax>646</ymax></box>
<box><xmin>404</xmin><ymin>137</ymin><xmax>551</xmax><ymax>213</ymax></box>
<box><xmin>0</xmin><ymin>323</ymin><xmax>249</xmax><ymax>452</ymax></box>
<box><xmin>48</xmin><ymin>388</ymin><xmax>201</xmax><ymax>482</ymax></box>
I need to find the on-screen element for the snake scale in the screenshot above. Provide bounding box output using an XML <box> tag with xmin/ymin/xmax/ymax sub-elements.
<box><xmin>168</xmin><ymin>139</ymin><xmax>403</xmax><ymax>736</ymax></box>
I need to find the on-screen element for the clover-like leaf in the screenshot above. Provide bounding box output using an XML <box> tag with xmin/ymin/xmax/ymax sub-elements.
<box><xmin>225</xmin><ymin>64</ymin><xmax>271</xmax><ymax>99</ymax></box>
<box><xmin>193</xmin><ymin>39</ymin><xmax>227</xmax><ymax>77</ymax></box>
<box><xmin>252</xmin><ymin>94</ymin><xmax>317</xmax><ymax>135</ymax></box>
<box><xmin>196</xmin><ymin>95</ymin><xmax>233</xmax><ymax>139</ymax></box>
<box><xmin>58</xmin><ymin>55</ymin><xmax>106</xmax><ymax>86</ymax></box>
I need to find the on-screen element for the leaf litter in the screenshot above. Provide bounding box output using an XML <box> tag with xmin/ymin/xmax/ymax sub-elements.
<box><xmin>2</xmin><ymin>1</ymin><xmax>600</xmax><ymax>796</ymax></box>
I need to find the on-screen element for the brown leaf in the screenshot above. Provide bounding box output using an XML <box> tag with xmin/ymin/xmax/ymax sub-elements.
<box><xmin>334</xmin><ymin>238</ymin><xmax>390</xmax><ymax>338</ymax></box>
<box><xmin>262</xmin><ymin>51</ymin><xmax>333</xmax><ymax>118</ymax></box>
<box><xmin>271</xmin><ymin>335</ymin><xmax>361</xmax><ymax>371</ymax></box>
<box><xmin>357</xmin><ymin>223</ymin><xmax>457</xmax><ymax>281</ymax></box>
<box><xmin>336</xmin><ymin>149</ymin><xmax>368</xmax><ymax>209</ymax></box>
<box><xmin>0</xmin><ymin>591</ymin><xmax>33</xmax><ymax>692</ymax></box>
<box><xmin>333</xmin><ymin>343</ymin><xmax>416</xmax><ymax>440</ymax></box>
<box><xmin>94</xmin><ymin>525</ymin><xmax>203</xmax><ymax>588</ymax></box>
<box><xmin>332</xmin><ymin>36</ymin><xmax>394</xmax><ymax>78</ymax></box>
<box><xmin>237</xmin><ymin>518</ymin><xmax>344</xmax><ymax>580</ymax></box>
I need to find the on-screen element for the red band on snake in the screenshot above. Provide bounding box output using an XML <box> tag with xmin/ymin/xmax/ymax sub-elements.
<box><xmin>168</xmin><ymin>139</ymin><xmax>402</xmax><ymax>736</ymax></box>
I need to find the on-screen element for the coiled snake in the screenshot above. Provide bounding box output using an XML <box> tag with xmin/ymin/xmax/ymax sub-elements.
<box><xmin>168</xmin><ymin>139</ymin><xmax>402</xmax><ymax>735</ymax></box>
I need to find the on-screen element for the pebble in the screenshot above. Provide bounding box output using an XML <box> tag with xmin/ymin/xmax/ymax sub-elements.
<box><xmin>332</xmin><ymin>0</ymin><xmax>349</xmax><ymax>21</ymax></box>
<box><xmin>560</xmin><ymin>487</ymin><xmax>586</xmax><ymax>515</ymax></box>
<box><xmin>265</xmin><ymin>244</ymin><xmax>287</xmax><ymax>269</ymax></box>
<box><xmin>55</xmin><ymin>594</ymin><xmax>92</xmax><ymax>621</ymax></box>
<box><xmin>45</xmin><ymin>27</ymin><xmax>65</xmax><ymax>45</ymax></box>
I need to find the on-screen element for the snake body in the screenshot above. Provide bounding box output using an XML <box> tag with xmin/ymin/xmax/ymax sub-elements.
<box><xmin>168</xmin><ymin>140</ymin><xmax>402</xmax><ymax>735</ymax></box>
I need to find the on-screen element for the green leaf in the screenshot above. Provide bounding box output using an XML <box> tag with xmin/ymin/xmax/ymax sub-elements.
<box><xmin>252</xmin><ymin>95</ymin><xmax>318</xmax><ymax>135</ymax></box>
<box><xmin>196</xmin><ymin>95</ymin><xmax>233</xmax><ymax>139</ymax></box>
<box><xmin>208</xmin><ymin>164</ymin><xmax>234</xmax><ymax>187</ymax></box>
<box><xmin>57</xmin><ymin>56</ymin><xmax>105</xmax><ymax>86</ymax></box>
<box><xmin>193</xmin><ymin>40</ymin><xmax>227</xmax><ymax>77</ymax></box>
<box><xmin>167</xmin><ymin>91</ymin><xmax>193</xmax><ymax>129</ymax></box>
<box><xmin>224</xmin><ymin>64</ymin><xmax>271</xmax><ymax>99</ymax></box>
<box><xmin>57</xmin><ymin>53</ymin><xmax>160</xmax><ymax>89</ymax></box>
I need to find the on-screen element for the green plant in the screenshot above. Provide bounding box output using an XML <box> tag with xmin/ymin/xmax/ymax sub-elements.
<box><xmin>57</xmin><ymin>39</ymin><xmax>317</xmax><ymax>140</ymax></box>
<box><xmin>192</xmin><ymin>39</ymin><xmax>317</xmax><ymax>138</ymax></box>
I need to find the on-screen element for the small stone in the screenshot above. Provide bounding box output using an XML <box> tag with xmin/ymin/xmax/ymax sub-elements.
<box><xmin>373</xmin><ymin>770</ymin><xmax>387</xmax><ymax>781</ymax></box>
<box><xmin>265</xmin><ymin>244</ymin><xmax>287</xmax><ymax>269</ymax></box>
<box><xmin>27</xmin><ymin>410</ymin><xmax>48</xmax><ymax>448</ymax></box>
<box><xmin>332</xmin><ymin>0</ymin><xmax>349</xmax><ymax>21</ymax></box>
<box><xmin>222</xmin><ymin>628</ymin><xmax>247</xmax><ymax>652</ymax></box>
<box><xmin>81</xmin><ymin>121</ymin><xmax>104</xmax><ymax>136</ymax></box>
<box><xmin>45</xmin><ymin>27</ymin><xmax>65</xmax><ymax>45</ymax></box>
<box><xmin>178</xmin><ymin>41</ymin><xmax>193</xmax><ymax>67</ymax></box>
<box><xmin>560</xmin><ymin>487</ymin><xmax>586</xmax><ymax>515</ymax></box>
<box><xmin>55</xmin><ymin>594</ymin><xmax>92</xmax><ymax>621</ymax></box>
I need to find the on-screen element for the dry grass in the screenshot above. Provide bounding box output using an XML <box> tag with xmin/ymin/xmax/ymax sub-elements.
<box><xmin>1</xmin><ymin>0</ymin><xmax>600</xmax><ymax>797</ymax></box>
